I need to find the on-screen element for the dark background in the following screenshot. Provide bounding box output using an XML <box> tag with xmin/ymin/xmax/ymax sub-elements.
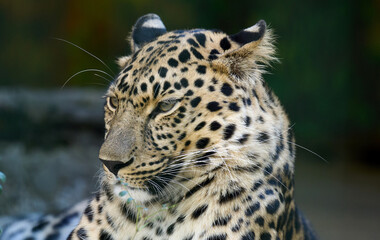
<box><xmin>0</xmin><ymin>1</ymin><xmax>379</xmax><ymax>239</ymax></box>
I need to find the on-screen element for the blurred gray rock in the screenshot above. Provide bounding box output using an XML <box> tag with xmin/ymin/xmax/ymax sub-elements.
<box><xmin>0</xmin><ymin>88</ymin><xmax>105</xmax><ymax>215</ymax></box>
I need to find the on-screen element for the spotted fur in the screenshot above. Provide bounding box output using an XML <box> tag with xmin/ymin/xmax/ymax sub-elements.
<box><xmin>0</xmin><ymin>14</ymin><xmax>317</xmax><ymax>240</ymax></box>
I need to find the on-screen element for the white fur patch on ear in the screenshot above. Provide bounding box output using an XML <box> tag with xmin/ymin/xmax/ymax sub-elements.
<box><xmin>142</xmin><ymin>18</ymin><xmax>166</xmax><ymax>29</ymax></box>
<box><xmin>131</xmin><ymin>14</ymin><xmax>167</xmax><ymax>52</ymax></box>
<box><xmin>244</xmin><ymin>20</ymin><xmax>264</xmax><ymax>33</ymax></box>
<box><xmin>117</xmin><ymin>56</ymin><xmax>131</xmax><ymax>69</ymax></box>
<box><xmin>229</xmin><ymin>20</ymin><xmax>267</xmax><ymax>46</ymax></box>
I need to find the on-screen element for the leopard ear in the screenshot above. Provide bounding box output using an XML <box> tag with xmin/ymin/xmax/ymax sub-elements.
<box><xmin>229</xmin><ymin>20</ymin><xmax>267</xmax><ymax>47</ymax></box>
<box><xmin>130</xmin><ymin>14</ymin><xmax>167</xmax><ymax>52</ymax></box>
<box><xmin>214</xmin><ymin>20</ymin><xmax>276</xmax><ymax>83</ymax></box>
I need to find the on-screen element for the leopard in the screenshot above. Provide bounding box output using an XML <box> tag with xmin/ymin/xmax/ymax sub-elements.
<box><xmin>0</xmin><ymin>13</ymin><xmax>317</xmax><ymax>240</ymax></box>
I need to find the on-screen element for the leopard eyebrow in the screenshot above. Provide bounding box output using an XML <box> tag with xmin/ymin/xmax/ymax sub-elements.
<box><xmin>162</xmin><ymin>97</ymin><xmax>184</xmax><ymax>103</ymax></box>
<box><xmin>103</xmin><ymin>92</ymin><xmax>118</xmax><ymax>99</ymax></box>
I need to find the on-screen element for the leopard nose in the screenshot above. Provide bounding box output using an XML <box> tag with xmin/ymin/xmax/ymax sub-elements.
<box><xmin>100</xmin><ymin>159</ymin><xmax>132</xmax><ymax>176</ymax></box>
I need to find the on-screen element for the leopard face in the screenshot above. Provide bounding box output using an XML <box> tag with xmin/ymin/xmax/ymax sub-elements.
<box><xmin>99</xmin><ymin>14</ymin><xmax>280</xmax><ymax>204</ymax></box>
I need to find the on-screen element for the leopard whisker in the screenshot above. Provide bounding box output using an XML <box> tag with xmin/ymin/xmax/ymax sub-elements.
<box><xmin>155</xmin><ymin>175</ymin><xmax>190</xmax><ymax>193</ymax></box>
<box><xmin>146</xmin><ymin>178</ymin><xmax>164</xmax><ymax>196</ymax></box>
<box><xmin>52</xmin><ymin>37</ymin><xmax>115</xmax><ymax>75</ymax></box>
<box><xmin>88</xmin><ymin>82</ymin><xmax>110</xmax><ymax>87</ymax></box>
<box><xmin>270</xmin><ymin>123</ymin><xmax>327</xmax><ymax>163</ymax></box>
<box><xmin>94</xmin><ymin>73</ymin><xmax>112</xmax><ymax>83</ymax></box>
<box><xmin>61</xmin><ymin>69</ymin><xmax>114</xmax><ymax>89</ymax></box>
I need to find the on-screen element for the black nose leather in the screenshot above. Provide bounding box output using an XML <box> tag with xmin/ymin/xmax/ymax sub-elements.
<box><xmin>100</xmin><ymin>159</ymin><xmax>131</xmax><ymax>176</ymax></box>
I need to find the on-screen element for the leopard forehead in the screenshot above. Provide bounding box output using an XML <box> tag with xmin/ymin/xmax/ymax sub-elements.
<box><xmin>113</xmin><ymin>29</ymin><xmax>237</xmax><ymax>98</ymax></box>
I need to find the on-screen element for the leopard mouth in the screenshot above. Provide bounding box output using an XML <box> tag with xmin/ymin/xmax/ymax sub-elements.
<box><xmin>107</xmin><ymin>157</ymin><xmax>182</xmax><ymax>197</ymax></box>
<box><xmin>145</xmin><ymin>159</ymin><xmax>183</xmax><ymax>195</ymax></box>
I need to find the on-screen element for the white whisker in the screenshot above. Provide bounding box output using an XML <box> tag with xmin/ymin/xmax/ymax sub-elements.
<box><xmin>61</xmin><ymin>69</ymin><xmax>114</xmax><ymax>89</ymax></box>
<box><xmin>94</xmin><ymin>73</ymin><xmax>112</xmax><ymax>83</ymax></box>
<box><xmin>52</xmin><ymin>37</ymin><xmax>115</xmax><ymax>75</ymax></box>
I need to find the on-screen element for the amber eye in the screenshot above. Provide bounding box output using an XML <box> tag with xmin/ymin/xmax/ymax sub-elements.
<box><xmin>158</xmin><ymin>100</ymin><xmax>177</xmax><ymax>113</ymax></box>
<box><xmin>108</xmin><ymin>96</ymin><xmax>119</xmax><ymax>110</ymax></box>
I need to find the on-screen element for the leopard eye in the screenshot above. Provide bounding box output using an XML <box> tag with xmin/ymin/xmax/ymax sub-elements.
<box><xmin>158</xmin><ymin>101</ymin><xmax>176</xmax><ymax>112</ymax></box>
<box><xmin>108</xmin><ymin>96</ymin><xmax>119</xmax><ymax>110</ymax></box>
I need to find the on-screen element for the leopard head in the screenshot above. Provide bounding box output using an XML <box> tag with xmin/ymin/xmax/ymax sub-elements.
<box><xmin>99</xmin><ymin>14</ymin><xmax>285</xmax><ymax>204</ymax></box>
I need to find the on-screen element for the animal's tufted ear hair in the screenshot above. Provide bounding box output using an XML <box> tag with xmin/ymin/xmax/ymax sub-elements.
<box><xmin>130</xmin><ymin>14</ymin><xmax>167</xmax><ymax>52</ymax></box>
<box><xmin>214</xmin><ymin>20</ymin><xmax>276</xmax><ymax>83</ymax></box>
<box><xmin>116</xmin><ymin>56</ymin><xmax>131</xmax><ymax>69</ymax></box>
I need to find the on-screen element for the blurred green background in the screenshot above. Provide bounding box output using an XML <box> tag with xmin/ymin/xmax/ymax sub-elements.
<box><xmin>0</xmin><ymin>0</ymin><xmax>379</xmax><ymax>239</ymax></box>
